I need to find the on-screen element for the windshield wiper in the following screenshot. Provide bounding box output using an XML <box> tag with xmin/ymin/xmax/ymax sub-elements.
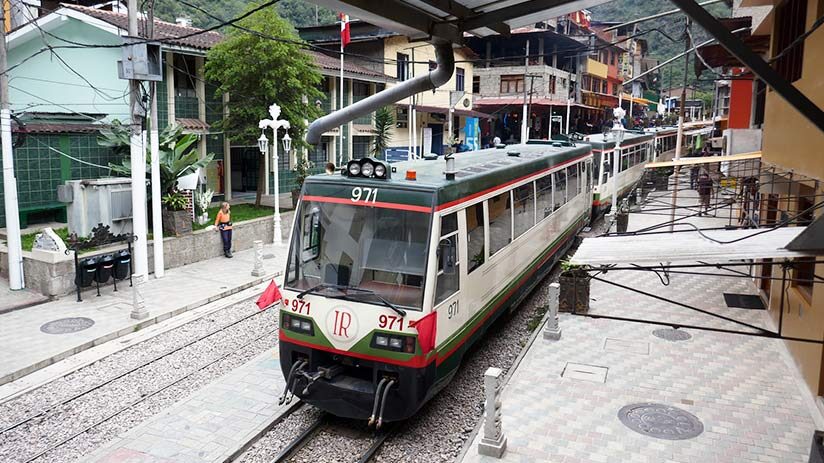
<box><xmin>296</xmin><ymin>283</ymin><xmax>346</xmax><ymax>299</ymax></box>
<box><xmin>334</xmin><ymin>288</ymin><xmax>407</xmax><ymax>317</ymax></box>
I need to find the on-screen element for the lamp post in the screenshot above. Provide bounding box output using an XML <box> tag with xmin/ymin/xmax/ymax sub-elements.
<box><xmin>610</xmin><ymin>107</ymin><xmax>626</xmax><ymax>215</ymax></box>
<box><xmin>259</xmin><ymin>104</ymin><xmax>291</xmax><ymax>245</ymax></box>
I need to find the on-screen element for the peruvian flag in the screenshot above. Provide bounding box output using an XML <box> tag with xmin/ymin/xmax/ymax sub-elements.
<box><xmin>409</xmin><ymin>312</ymin><xmax>437</xmax><ymax>354</ymax></box>
<box><xmin>256</xmin><ymin>280</ymin><xmax>282</xmax><ymax>310</ymax></box>
<box><xmin>340</xmin><ymin>13</ymin><xmax>350</xmax><ymax>48</ymax></box>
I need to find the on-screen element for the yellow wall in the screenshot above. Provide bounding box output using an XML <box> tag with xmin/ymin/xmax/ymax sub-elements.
<box><xmin>585</xmin><ymin>58</ymin><xmax>608</xmax><ymax>79</ymax></box>
<box><xmin>759</xmin><ymin>0</ymin><xmax>824</xmax><ymax>395</ymax></box>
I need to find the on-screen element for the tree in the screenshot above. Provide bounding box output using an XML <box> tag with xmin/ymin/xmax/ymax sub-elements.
<box><xmin>372</xmin><ymin>106</ymin><xmax>394</xmax><ymax>157</ymax></box>
<box><xmin>205</xmin><ymin>2</ymin><xmax>324</xmax><ymax>206</ymax></box>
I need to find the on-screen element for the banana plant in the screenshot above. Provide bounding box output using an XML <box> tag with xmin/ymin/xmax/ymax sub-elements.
<box><xmin>102</xmin><ymin>120</ymin><xmax>214</xmax><ymax>194</ymax></box>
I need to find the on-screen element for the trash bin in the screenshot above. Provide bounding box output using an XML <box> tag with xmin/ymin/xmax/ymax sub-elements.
<box><xmin>75</xmin><ymin>257</ymin><xmax>98</xmax><ymax>287</ymax></box>
<box><xmin>95</xmin><ymin>254</ymin><xmax>115</xmax><ymax>284</ymax></box>
<box><xmin>114</xmin><ymin>250</ymin><xmax>131</xmax><ymax>280</ymax></box>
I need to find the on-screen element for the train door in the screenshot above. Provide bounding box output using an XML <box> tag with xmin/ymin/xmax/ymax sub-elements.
<box><xmin>433</xmin><ymin>212</ymin><xmax>463</xmax><ymax>348</ymax></box>
<box><xmin>461</xmin><ymin>202</ymin><xmax>486</xmax><ymax>324</ymax></box>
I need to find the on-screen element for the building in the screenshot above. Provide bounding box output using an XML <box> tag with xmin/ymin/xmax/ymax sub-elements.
<box><xmin>735</xmin><ymin>0</ymin><xmax>824</xmax><ymax>400</ymax></box>
<box><xmin>465</xmin><ymin>24</ymin><xmax>589</xmax><ymax>141</ymax></box>
<box><xmin>299</xmin><ymin>21</ymin><xmax>483</xmax><ymax>158</ymax></box>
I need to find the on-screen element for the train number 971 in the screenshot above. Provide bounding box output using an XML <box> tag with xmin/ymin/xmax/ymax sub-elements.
<box><xmin>378</xmin><ymin>314</ymin><xmax>403</xmax><ymax>331</ymax></box>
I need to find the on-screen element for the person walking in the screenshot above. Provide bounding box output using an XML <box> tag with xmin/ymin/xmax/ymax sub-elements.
<box><xmin>214</xmin><ymin>202</ymin><xmax>233</xmax><ymax>258</ymax></box>
<box><xmin>697</xmin><ymin>173</ymin><xmax>713</xmax><ymax>216</ymax></box>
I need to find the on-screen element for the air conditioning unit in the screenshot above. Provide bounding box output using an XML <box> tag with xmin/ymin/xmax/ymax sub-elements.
<box><xmin>61</xmin><ymin>178</ymin><xmax>134</xmax><ymax>238</ymax></box>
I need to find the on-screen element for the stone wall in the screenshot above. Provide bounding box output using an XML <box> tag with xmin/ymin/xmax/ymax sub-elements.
<box><xmin>475</xmin><ymin>65</ymin><xmax>575</xmax><ymax>101</ymax></box>
<box><xmin>0</xmin><ymin>211</ymin><xmax>294</xmax><ymax>298</ymax></box>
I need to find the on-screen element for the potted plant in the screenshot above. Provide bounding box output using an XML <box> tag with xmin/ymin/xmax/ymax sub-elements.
<box><xmin>291</xmin><ymin>154</ymin><xmax>313</xmax><ymax>207</ymax></box>
<box><xmin>558</xmin><ymin>259</ymin><xmax>590</xmax><ymax>313</ymax></box>
<box><xmin>372</xmin><ymin>106</ymin><xmax>394</xmax><ymax>159</ymax></box>
<box><xmin>161</xmin><ymin>191</ymin><xmax>192</xmax><ymax>236</ymax></box>
<box><xmin>194</xmin><ymin>188</ymin><xmax>214</xmax><ymax>225</ymax></box>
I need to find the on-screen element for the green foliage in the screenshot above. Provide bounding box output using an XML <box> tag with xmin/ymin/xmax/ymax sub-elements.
<box><xmin>153</xmin><ymin>0</ymin><xmax>336</xmax><ymax>29</ymax></box>
<box><xmin>162</xmin><ymin>192</ymin><xmax>188</xmax><ymax>211</ymax></box>
<box><xmin>204</xmin><ymin>2</ymin><xmax>324</xmax><ymax>148</ymax></box>
<box><xmin>372</xmin><ymin>106</ymin><xmax>394</xmax><ymax>157</ymax></box>
<box><xmin>292</xmin><ymin>154</ymin><xmax>313</xmax><ymax>189</ymax></box>
<box><xmin>527</xmin><ymin>305</ymin><xmax>550</xmax><ymax>332</ymax></box>
<box><xmin>192</xmin><ymin>203</ymin><xmax>278</xmax><ymax>230</ymax></box>
<box><xmin>20</xmin><ymin>228</ymin><xmax>70</xmax><ymax>252</ymax></box>
<box><xmin>102</xmin><ymin>122</ymin><xmax>213</xmax><ymax>194</ymax></box>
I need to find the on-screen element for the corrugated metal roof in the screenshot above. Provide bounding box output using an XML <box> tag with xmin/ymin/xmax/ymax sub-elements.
<box><xmin>570</xmin><ymin>227</ymin><xmax>813</xmax><ymax>266</ymax></box>
<box><xmin>176</xmin><ymin>118</ymin><xmax>210</xmax><ymax>132</ymax></box>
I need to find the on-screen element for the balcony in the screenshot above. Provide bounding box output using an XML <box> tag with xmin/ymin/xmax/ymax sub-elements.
<box><xmin>585</xmin><ymin>58</ymin><xmax>608</xmax><ymax>79</ymax></box>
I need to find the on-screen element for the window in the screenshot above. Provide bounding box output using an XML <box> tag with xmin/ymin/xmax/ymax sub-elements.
<box><xmin>352</xmin><ymin>136</ymin><xmax>371</xmax><ymax>158</ymax></box>
<box><xmin>536</xmin><ymin>176</ymin><xmax>553</xmax><ymax>220</ymax></box>
<box><xmin>601</xmin><ymin>80</ymin><xmax>608</xmax><ymax>94</ymax></box>
<box><xmin>487</xmin><ymin>191</ymin><xmax>512</xmax><ymax>255</ymax></box>
<box><xmin>472</xmin><ymin>76</ymin><xmax>480</xmax><ymax>94</ymax></box>
<box><xmin>567</xmin><ymin>164</ymin><xmax>580</xmax><ymax>197</ymax></box>
<box><xmin>465</xmin><ymin>203</ymin><xmax>485</xmax><ymax>273</ymax></box>
<box><xmin>554</xmin><ymin>169</ymin><xmax>567</xmax><ymax>208</ymax></box>
<box><xmin>548</xmin><ymin>75</ymin><xmax>557</xmax><ymax>94</ymax></box>
<box><xmin>456</xmin><ymin>67</ymin><xmax>465</xmax><ymax>92</ymax></box>
<box><xmin>774</xmin><ymin>0</ymin><xmax>806</xmax><ymax>82</ymax></box>
<box><xmin>793</xmin><ymin>258</ymin><xmax>815</xmax><ymax>302</ymax></box>
<box><xmin>513</xmin><ymin>183</ymin><xmax>535</xmax><ymax>238</ymax></box>
<box><xmin>435</xmin><ymin>213</ymin><xmax>460</xmax><ymax>306</ymax></box>
<box><xmin>797</xmin><ymin>185</ymin><xmax>815</xmax><ymax>225</ymax></box>
<box><xmin>397</xmin><ymin>53</ymin><xmax>410</xmax><ymax>81</ymax></box>
<box><xmin>500</xmin><ymin>75</ymin><xmax>524</xmax><ymax>94</ymax></box>
<box><xmin>396</xmin><ymin>107</ymin><xmax>408</xmax><ymax>129</ymax></box>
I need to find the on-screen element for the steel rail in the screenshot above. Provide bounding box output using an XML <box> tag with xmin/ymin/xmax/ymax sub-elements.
<box><xmin>0</xmin><ymin>304</ymin><xmax>273</xmax><ymax>435</ymax></box>
<box><xmin>20</xmin><ymin>327</ymin><xmax>280</xmax><ymax>463</ymax></box>
<box><xmin>269</xmin><ymin>414</ymin><xmax>327</xmax><ymax>463</ymax></box>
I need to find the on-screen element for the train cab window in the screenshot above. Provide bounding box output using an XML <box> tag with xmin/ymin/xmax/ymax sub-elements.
<box><xmin>536</xmin><ymin>176</ymin><xmax>553</xmax><ymax>220</ymax></box>
<box><xmin>553</xmin><ymin>170</ymin><xmax>567</xmax><ymax>209</ymax></box>
<box><xmin>465</xmin><ymin>203</ymin><xmax>485</xmax><ymax>273</ymax></box>
<box><xmin>513</xmin><ymin>183</ymin><xmax>535</xmax><ymax>239</ymax></box>
<box><xmin>435</xmin><ymin>213</ymin><xmax>460</xmax><ymax>306</ymax></box>
<box><xmin>487</xmin><ymin>191</ymin><xmax>512</xmax><ymax>256</ymax></box>
<box><xmin>301</xmin><ymin>206</ymin><xmax>321</xmax><ymax>261</ymax></box>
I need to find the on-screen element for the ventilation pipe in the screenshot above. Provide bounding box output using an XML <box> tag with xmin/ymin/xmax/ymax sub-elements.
<box><xmin>306</xmin><ymin>42</ymin><xmax>455</xmax><ymax>145</ymax></box>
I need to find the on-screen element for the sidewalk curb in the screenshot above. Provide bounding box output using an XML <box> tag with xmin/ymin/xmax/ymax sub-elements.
<box><xmin>0</xmin><ymin>271</ymin><xmax>282</xmax><ymax>388</ymax></box>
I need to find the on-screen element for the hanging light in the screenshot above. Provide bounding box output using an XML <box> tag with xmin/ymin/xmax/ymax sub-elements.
<box><xmin>257</xmin><ymin>132</ymin><xmax>269</xmax><ymax>155</ymax></box>
<box><xmin>282</xmin><ymin>132</ymin><xmax>292</xmax><ymax>153</ymax></box>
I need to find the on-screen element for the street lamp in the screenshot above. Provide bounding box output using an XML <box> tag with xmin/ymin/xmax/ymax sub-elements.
<box><xmin>610</xmin><ymin>107</ymin><xmax>626</xmax><ymax>215</ymax></box>
<box><xmin>282</xmin><ymin>132</ymin><xmax>292</xmax><ymax>155</ymax></box>
<box><xmin>259</xmin><ymin>103</ymin><xmax>291</xmax><ymax>245</ymax></box>
<box><xmin>258</xmin><ymin>132</ymin><xmax>269</xmax><ymax>156</ymax></box>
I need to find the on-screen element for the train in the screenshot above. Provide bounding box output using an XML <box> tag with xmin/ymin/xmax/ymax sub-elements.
<box><xmin>276</xmin><ymin>130</ymin><xmax>678</xmax><ymax>425</ymax></box>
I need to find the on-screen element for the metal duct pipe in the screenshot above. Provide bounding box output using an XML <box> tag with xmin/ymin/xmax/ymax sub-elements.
<box><xmin>307</xmin><ymin>41</ymin><xmax>455</xmax><ymax>145</ymax></box>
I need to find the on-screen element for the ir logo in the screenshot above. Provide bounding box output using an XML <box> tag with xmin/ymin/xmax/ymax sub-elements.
<box><xmin>326</xmin><ymin>306</ymin><xmax>359</xmax><ymax>342</ymax></box>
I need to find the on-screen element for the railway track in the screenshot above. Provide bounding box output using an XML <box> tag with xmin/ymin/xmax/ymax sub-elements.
<box><xmin>2</xmin><ymin>306</ymin><xmax>279</xmax><ymax>463</ymax></box>
<box><xmin>0</xmin><ymin>305</ymin><xmax>271</xmax><ymax>435</ymax></box>
<box><xmin>269</xmin><ymin>413</ymin><xmax>394</xmax><ymax>463</ymax></box>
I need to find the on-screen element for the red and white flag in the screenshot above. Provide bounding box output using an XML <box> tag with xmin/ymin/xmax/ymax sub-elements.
<box><xmin>409</xmin><ymin>311</ymin><xmax>437</xmax><ymax>354</ymax></box>
<box><xmin>339</xmin><ymin>13</ymin><xmax>350</xmax><ymax>48</ymax></box>
<box><xmin>256</xmin><ymin>280</ymin><xmax>282</xmax><ymax>310</ymax></box>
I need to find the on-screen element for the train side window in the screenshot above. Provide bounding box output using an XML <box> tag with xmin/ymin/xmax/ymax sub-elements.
<box><xmin>465</xmin><ymin>202</ymin><xmax>485</xmax><ymax>273</ymax></box>
<box><xmin>301</xmin><ymin>206</ymin><xmax>321</xmax><ymax>261</ymax></box>
<box><xmin>487</xmin><ymin>190</ymin><xmax>512</xmax><ymax>256</ymax></box>
<box><xmin>513</xmin><ymin>183</ymin><xmax>535</xmax><ymax>239</ymax></box>
<box><xmin>567</xmin><ymin>165</ymin><xmax>579</xmax><ymax>198</ymax></box>
<box><xmin>553</xmin><ymin>170</ymin><xmax>567</xmax><ymax>209</ymax></box>
<box><xmin>602</xmin><ymin>154</ymin><xmax>610</xmax><ymax>184</ymax></box>
<box><xmin>435</xmin><ymin>213</ymin><xmax>459</xmax><ymax>306</ymax></box>
<box><xmin>536</xmin><ymin>175</ymin><xmax>553</xmax><ymax>219</ymax></box>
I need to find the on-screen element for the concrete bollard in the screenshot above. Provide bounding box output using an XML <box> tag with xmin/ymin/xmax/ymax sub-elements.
<box><xmin>129</xmin><ymin>274</ymin><xmax>149</xmax><ymax>320</ymax></box>
<box><xmin>478</xmin><ymin>367</ymin><xmax>507</xmax><ymax>458</ymax></box>
<box><xmin>544</xmin><ymin>282</ymin><xmax>561</xmax><ymax>340</ymax></box>
<box><xmin>251</xmin><ymin>240</ymin><xmax>265</xmax><ymax>277</ymax></box>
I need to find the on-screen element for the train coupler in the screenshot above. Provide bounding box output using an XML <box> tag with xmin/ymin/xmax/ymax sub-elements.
<box><xmin>299</xmin><ymin>364</ymin><xmax>344</xmax><ymax>395</ymax></box>
<box><xmin>279</xmin><ymin>360</ymin><xmax>307</xmax><ymax>406</ymax></box>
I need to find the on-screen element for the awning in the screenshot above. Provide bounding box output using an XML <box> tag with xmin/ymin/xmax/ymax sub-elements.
<box><xmin>176</xmin><ymin>118</ymin><xmax>210</xmax><ymax>132</ymax></box>
<box><xmin>644</xmin><ymin>151</ymin><xmax>761</xmax><ymax>169</ymax></box>
<box><xmin>621</xmin><ymin>93</ymin><xmax>657</xmax><ymax>106</ymax></box>
<box><xmin>398</xmin><ymin>104</ymin><xmax>492</xmax><ymax>119</ymax></box>
<box><xmin>473</xmin><ymin>97</ymin><xmax>597</xmax><ymax>110</ymax></box>
<box><xmin>570</xmin><ymin>227</ymin><xmax>813</xmax><ymax>266</ymax></box>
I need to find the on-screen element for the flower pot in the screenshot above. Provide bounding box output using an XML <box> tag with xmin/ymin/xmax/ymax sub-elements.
<box><xmin>558</xmin><ymin>269</ymin><xmax>590</xmax><ymax>313</ymax></box>
<box><xmin>197</xmin><ymin>213</ymin><xmax>209</xmax><ymax>226</ymax></box>
<box><xmin>162</xmin><ymin>209</ymin><xmax>192</xmax><ymax>236</ymax></box>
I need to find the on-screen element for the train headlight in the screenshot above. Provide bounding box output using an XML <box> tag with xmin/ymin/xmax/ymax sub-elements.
<box><xmin>282</xmin><ymin>313</ymin><xmax>315</xmax><ymax>336</ymax></box>
<box><xmin>361</xmin><ymin>161</ymin><xmax>374</xmax><ymax>177</ymax></box>
<box><xmin>389</xmin><ymin>338</ymin><xmax>403</xmax><ymax>349</ymax></box>
<box><xmin>347</xmin><ymin>161</ymin><xmax>361</xmax><ymax>177</ymax></box>
<box><xmin>375</xmin><ymin>335</ymin><xmax>389</xmax><ymax>347</ymax></box>
<box><xmin>374</xmin><ymin>163</ymin><xmax>386</xmax><ymax>178</ymax></box>
<box><xmin>371</xmin><ymin>333</ymin><xmax>416</xmax><ymax>353</ymax></box>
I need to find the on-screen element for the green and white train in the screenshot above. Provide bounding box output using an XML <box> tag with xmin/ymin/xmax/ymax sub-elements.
<box><xmin>278</xmin><ymin>139</ymin><xmax>641</xmax><ymax>425</ymax></box>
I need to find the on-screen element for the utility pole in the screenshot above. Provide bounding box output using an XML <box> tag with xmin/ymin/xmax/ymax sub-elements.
<box><xmin>127</xmin><ymin>0</ymin><xmax>149</xmax><ymax>319</ymax></box>
<box><xmin>148</xmin><ymin>0</ymin><xmax>164</xmax><ymax>279</ymax></box>
<box><xmin>521</xmin><ymin>39</ymin><xmax>529</xmax><ymax>143</ymax></box>
<box><xmin>0</xmin><ymin>9</ymin><xmax>24</xmax><ymax>290</ymax></box>
<box><xmin>670</xmin><ymin>19</ymin><xmax>692</xmax><ymax>233</ymax></box>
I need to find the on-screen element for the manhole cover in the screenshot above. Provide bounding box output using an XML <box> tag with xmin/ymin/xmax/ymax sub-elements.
<box><xmin>652</xmin><ymin>328</ymin><xmax>692</xmax><ymax>341</ymax></box>
<box><xmin>618</xmin><ymin>403</ymin><xmax>703</xmax><ymax>440</ymax></box>
<box><xmin>40</xmin><ymin>317</ymin><xmax>95</xmax><ymax>334</ymax></box>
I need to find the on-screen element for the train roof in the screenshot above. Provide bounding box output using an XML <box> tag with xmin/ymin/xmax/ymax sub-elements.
<box><xmin>583</xmin><ymin>130</ymin><xmax>654</xmax><ymax>150</ymax></box>
<box><xmin>303</xmin><ymin>142</ymin><xmax>592</xmax><ymax>209</ymax></box>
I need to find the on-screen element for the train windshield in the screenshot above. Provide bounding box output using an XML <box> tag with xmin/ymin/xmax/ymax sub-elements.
<box><xmin>285</xmin><ymin>200</ymin><xmax>431</xmax><ymax>310</ymax></box>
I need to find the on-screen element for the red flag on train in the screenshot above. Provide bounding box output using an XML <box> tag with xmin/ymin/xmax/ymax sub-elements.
<box><xmin>409</xmin><ymin>311</ymin><xmax>437</xmax><ymax>354</ymax></box>
<box><xmin>256</xmin><ymin>280</ymin><xmax>282</xmax><ymax>310</ymax></box>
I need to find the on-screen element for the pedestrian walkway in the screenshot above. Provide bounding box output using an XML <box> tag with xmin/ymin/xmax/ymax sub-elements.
<box><xmin>0</xmin><ymin>278</ymin><xmax>49</xmax><ymax>314</ymax></box>
<box><xmin>461</xmin><ymin>180</ymin><xmax>823</xmax><ymax>463</ymax></box>
<box><xmin>0</xmin><ymin>242</ymin><xmax>288</xmax><ymax>386</ymax></box>
<box><xmin>83</xmin><ymin>347</ymin><xmax>290</xmax><ymax>463</ymax></box>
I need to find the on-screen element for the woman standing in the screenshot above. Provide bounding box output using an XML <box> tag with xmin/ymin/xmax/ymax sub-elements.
<box><xmin>214</xmin><ymin>202</ymin><xmax>233</xmax><ymax>258</ymax></box>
